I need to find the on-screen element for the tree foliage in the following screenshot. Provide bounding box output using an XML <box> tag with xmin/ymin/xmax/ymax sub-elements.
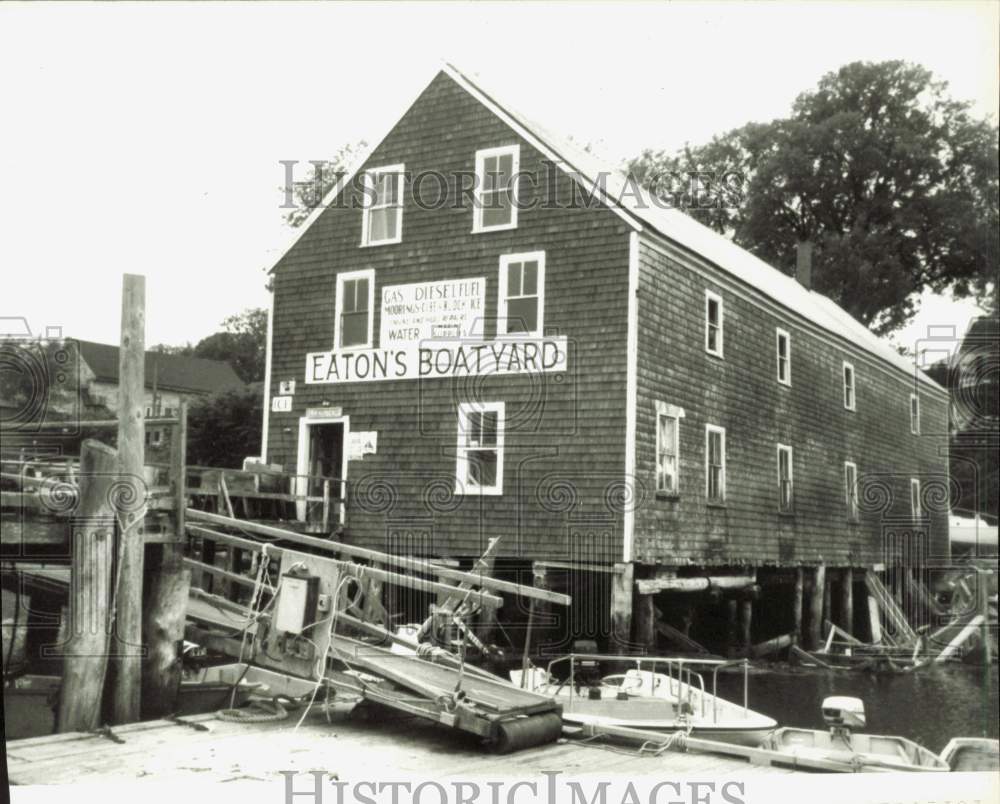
<box><xmin>629</xmin><ymin>61</ymin><xmax>999</xmax><ymax>334</ymax></box>
<box><xmin>188</xmin><ymin>308</ymin><xmax>267</xmax><ymax>384</ymax></box>
<box><xmin>284</xmin><ymin>141</ymin><xmax>367</xmax><ymax>228</ymax></box>
<box><xmin>186</xmin><ymin>384</ymin><xmax>263</xmax><ymax>468</ymax></box>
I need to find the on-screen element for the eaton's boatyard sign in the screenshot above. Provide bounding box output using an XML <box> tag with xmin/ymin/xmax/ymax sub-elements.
<box><xmin>380</xmin><ymin>278</ymin><xmax>485</xmax><ymax>346</ymax></box>
<box><xmin>305</xmin><ymin>336</ymin><xmax>568</xmax><ymax>384</ymax></box>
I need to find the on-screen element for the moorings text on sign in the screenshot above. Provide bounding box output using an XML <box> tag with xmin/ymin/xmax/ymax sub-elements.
<box><xmin>305</xmin><ymin>337</ymin><xmax>568</xmax><ymax>384</ymax></box>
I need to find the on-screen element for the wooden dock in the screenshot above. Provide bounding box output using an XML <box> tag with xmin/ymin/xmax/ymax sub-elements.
<box><xmin>6</xmin><ymin>703</ymin><xmax>792</xmax><ymax>785</ymax></box>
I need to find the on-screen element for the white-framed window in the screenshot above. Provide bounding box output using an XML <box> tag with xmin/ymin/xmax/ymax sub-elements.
<box><xmin>456</xmin><ymin>401</ymin><xmax>505</xmax><ymax>495</ymax></box>
<box><xmin>845</xmin><ymin>461</ymin><xmax>859</xmax><ymax>522</ymax></box>
<box><xmin>910</xmin><ymin>478</ymin><xmax>921</xmax><ymax>518</ymax></box>
<box><xmin>843</xmin><ymin>361</ymin><xmax>856</xmax><ymax>410</ymax></box>
<box><xmin>705</xmin><ymin>424</ymin><xmax>726</xmax><ymax>503</ymax></box>
<box><xmin>335</xmin><ymin>269</ymin><xmax>375</xmax><ymax>350</ymax></box>
<box><xmin>145</xmin><ymin>428</ymin><xmax>163</xmax><ymax>447</ymax></box>
<box><xmin>473</xmin><ymin>145</ymin><xmax>520</xmax><ymax>233</ymax></box>
<box><xmin>776</xmin><ymin>328</ymin><xmax>791</xmax><ymax>385</ymax></box>
<box><xmin>777</xmin><ymin>444</ymin><xmax>793</xmax><ymax>513</ymax></box>
<box><xmin>910</xmin><ymin>393</ymin><xmax>920</xmax><ymax>435</ymax></box>
<box><xmin>360</xmin><ymin>164</ymin><xmax>404</xmax><ymax>246</ymax></box>
<box><xmin>498</xmin><ymin>251</ymin><xmax>545</xmax><ymax>336</ymax></box>
<box><xmin>705</xmin><ymin>290</ymin><xmax>724</xmax><ymax>357</ymax></box>
<box><xmin>655</xmin><ymin>403</ymin><xmax>685</xmax><ymax>494</ymax></box>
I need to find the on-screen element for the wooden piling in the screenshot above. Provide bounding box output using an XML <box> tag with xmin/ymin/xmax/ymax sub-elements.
<box><xmin>141</xmin><ymin>401</ymin><xmax>191</xmax><ymax>719</ymax></box>
<box><xmin>634</xmin><ymin>593</ymin><xmax>656</xmax><ymax>651</ymax></box>
<box><xmin>840</xmin><ymin>568</ymin><xmax>853</xmax><ymax>634</ymax></box>
<box><xmin>58</xmin><ymin>440</ymin><xmax>117</xmax><ymax>733</ymax></box>
<box><xmin>111</xmin><ymin>273</ymin><xmax>146</xmax><ymax>725</ymax></box>
<box><xmin>978</xmin><ymin>570</ymin><xmax>993</xmax><ymax>666</ymax></box>
<box><xmin>792</xmin><ymin>568</ymin><xmax>804</xmax><ymax>645</ymax></box>
<box><xmin>740</xmin><ymin>600</ymin><xmax>753</xmax><ymax>652</ymax></box>
<box><xmin>609</xmin><ymin>563</ymin><xmax>634</xmax><ymax>652</ymax></box>
<box><xmin>726</xmin><ymin>599</ymin><xmax>738</xmax><ymax>654</ymax></box>
<box><xmin>809</xmin><ymin>564</ymin><xmax>825</xmax><ymax>650</ymax></box>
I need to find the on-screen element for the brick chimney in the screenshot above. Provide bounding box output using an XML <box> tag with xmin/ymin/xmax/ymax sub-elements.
<box><xmin>796</xmin><ymin>240</ymin><xmax>813</xmax><ymax>289</ymax></box>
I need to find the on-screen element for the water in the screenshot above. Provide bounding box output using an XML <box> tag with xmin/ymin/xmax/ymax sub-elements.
<box><xmin>717</xmin><ymin>664</ymin><xmax>999</xmax><ymax>753</ymax></box>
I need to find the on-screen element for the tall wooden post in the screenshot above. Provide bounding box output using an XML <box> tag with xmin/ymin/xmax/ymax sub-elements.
<box><xmin>840</xmin><ymin>568</ymin><xmax>854</xmax><ymax>634</ymax></box>
<box><xmin>978</xmin><ymin>570</ymin><xmax>993</xmax><ymax>666</ymax></box>
<box><xmin>634</xmin><ymin>593</ymin><xmax>656</xmax><ymax>651</ymax></box>
<box><xmin>142</xmin><ymin>401</ymin><xmax>191</xmax><ymax>718</ymax></box>
<box><xmin>809</xmin><ymin>564</ymin><xmax>826</xmax><ymax>650</ymax></box>
<box><xmin>792</xmin><ymin>568</ymin><xmax>804</xmax><ymax>645</ymax></box>
<box><xmin>112</xmin><ymin>273</ymin><xmax>146</xmax><ymax>724</ymax></box>
<box><xmin>726</xmin><ymin>599</ymin><xmax>738</xmax><ymax>655</ymax></box>
<box><xmin>609</xmin><ymin>563</ymin><xmax>634</xmax><ymax>652</ymax></box>
<box><xmin>58</xmin><ymin>440</ymin><xmax>117</xmax><ymax>732</ymax></box>
<box><xmin>740</xmin><ymin>600</ymin><xmax>753</xmax><ymax>653</ymax></box>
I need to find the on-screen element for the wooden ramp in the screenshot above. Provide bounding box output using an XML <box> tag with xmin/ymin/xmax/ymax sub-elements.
<box><xmin>6</xmin><ymin>704</ymin><xmax>792</xmax><ymax>785</ymax></box>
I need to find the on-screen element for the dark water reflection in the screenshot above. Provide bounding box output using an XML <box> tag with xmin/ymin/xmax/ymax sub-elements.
<box><xmin>716</xmin><ymin>664</ymin><xmax>999</xmax><ymax>752</ymax></box>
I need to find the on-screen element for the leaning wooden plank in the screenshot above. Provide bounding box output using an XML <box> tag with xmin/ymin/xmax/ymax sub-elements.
<box><xmin>751</xmin><ymin>632</ymin><xmax>793</xmax><ymax>658</ymax></box>
<box><xmin>790</xmin><ymin>644</ymin><xmax>833</xmax><ymax>669</ymax></box>
<box><xmin>417</xmin><ymin>537</ymin><xmax>502</xmax><ymax>640</ymax></box>
<box><xmin>654</xmin><ymin>620</ymin><xmax>712</xmax><ymax>655</ymax></box>
<box><xmin>188</xmin><ymin>525</ymin><xmax>503</xmax><ymax>608</ymax></box>
<box><xmin>187</xmin><ymin>510</ymin><xmax>569</xmax><ymax>605</ymax></box>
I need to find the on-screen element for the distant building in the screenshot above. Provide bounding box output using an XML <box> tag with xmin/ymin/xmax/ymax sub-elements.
<box><xmin>75</xmin><ymin>340</ymin><xmax>244</xmax><ymax>445</ymax></box>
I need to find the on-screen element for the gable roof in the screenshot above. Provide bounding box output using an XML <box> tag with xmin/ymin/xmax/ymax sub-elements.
<box><xmin>76</xmin><ymin>340</ymin><xmax>244</xmax><ymax>395</ymax></box>
<box><xmin>272</xmin><ymin>62</ymin><xmax>944</xmax><ymax>394</ymax></box>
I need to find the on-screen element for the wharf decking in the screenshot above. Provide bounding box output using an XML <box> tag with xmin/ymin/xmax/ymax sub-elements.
<box><xmin>6</xmin><ymin>703</ymin><xmax>791</xmax><ymax>784</ymax></box>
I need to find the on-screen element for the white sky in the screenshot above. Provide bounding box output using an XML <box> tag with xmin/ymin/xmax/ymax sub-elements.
<box><xmin>2</xmin><ymin>1</ymin><xmax>997</xmax><ymax>350</ymax></box>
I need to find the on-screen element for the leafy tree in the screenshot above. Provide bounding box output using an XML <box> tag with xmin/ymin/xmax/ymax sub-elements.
<box><xmin>186</xmin><ymin>384</ymin><xmax>263</xmax><ymax>468</ymax></box>
<box><xmin>629</xmin><ymin>61</ymin><xmax>999</xmax><ymax>334</ymax></box>
<box><xmin>284</xmin><ymin>141</ymin><xmax>367</xmax><ymax>228</ymax></box>
<box><xmin>193</xmin><ymin>308</ymin><xmax>267</xmax><ymax>383</ymax></box>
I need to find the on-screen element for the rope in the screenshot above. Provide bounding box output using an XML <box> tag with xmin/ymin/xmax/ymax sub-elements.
<box><xmin>217</xmin><ymin>698</ymin><xmax>289</xmax><ymax>723</ymax></box>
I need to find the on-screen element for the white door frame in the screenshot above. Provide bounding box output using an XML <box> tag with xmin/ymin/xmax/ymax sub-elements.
<box><xmin>296</xmin><ymin>413</ymin><xmax>350</xmax><ymax>523</ymax></box>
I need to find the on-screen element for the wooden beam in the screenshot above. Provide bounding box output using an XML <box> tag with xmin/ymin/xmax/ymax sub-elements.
<box><xmin>750</xmin><ymin>632</ymin><xmax>792</xmax><ymax>658</ymax></box>
<box><xmin>186</xmin><ymin>509</ymin><xmax>568</xmax><ymax>605</ymax></box>
<box><xmin>111</xmin><ymin>273</ymin><xmax>145</xmax><ymax>725</ymax></box>
<box><xmin>635</xmin><ymin>575</ymin><xmax>756</xmax><ymax>595</ymax></box>
<box><xmin>58</xmin><ymin>441</ymin><xmax>117</xmax><ymax>733</ymax></box>
<box><xmin>186</xmin><ymin>526</ymin><xmax>504</xmax><ymax>610</ymax></box>
<box><xmin>609</xmin><ymin>562</ymin><xmax>634</xmax><ymax>652</ymax></box>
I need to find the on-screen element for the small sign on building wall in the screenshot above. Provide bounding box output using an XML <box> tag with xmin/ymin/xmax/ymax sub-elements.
<box><xmin>271</xmin><ymin>395</ymin><xmax>293</xmax><ymax>413</ymax></box>
<box><xmin>347</xmin><ymin>431</ymin><xmax>377</xmax><ymax>460</ymax></box>
<box><xmin>278</xmin><ymin>379</ymin><xmax>296</xmax><ymax>395</ymax></box>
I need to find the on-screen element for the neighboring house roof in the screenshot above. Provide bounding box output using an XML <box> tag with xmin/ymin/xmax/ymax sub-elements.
<box><xmin>272</xmin><ymin>62</ymin><xmax>946</xmax><ymax>394</ymax></box>
<box><xmin>76</xmin><ymin>340</ymin><xmax>244</xmax><ymax>395</ymax></box>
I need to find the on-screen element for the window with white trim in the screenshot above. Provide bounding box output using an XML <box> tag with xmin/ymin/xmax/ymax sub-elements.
<box><xmin>910</xmin><ymin>478</ymin><xmax>921</xmax><ymax>518</ymax></box>
<box><xmin>843</xmin><ymin>361</ymin><xmax>856</xmax><ymax>410</ymax></box>
<box><xmin>456</xmin><ymin>402</ymin><xmax>505</xmax><ymax>495</ymax></box>
<box><xmin>498</xmin><ymin>251</ymin><xmax>545</xmax><ymax>336</ymax></box>
<box><xmin>910</xmin><ymin>393</ymin><xmax>920</xmax><ymax>435</ymax></box>
<box><xmin>705</xmin><ymin>425</ymin><xmax>726</xmax><ymax>503</ymax></box>
<box><xmin>777</xmin><ymin>444</ymin><xmax>793</xmax><ymax>513</ymax></box>
<box><xmin>776</xmin><ymin>328</ymin><xmax>791</xmax><ymax>385</ymax></box>
<box><xmin>361</xmin><ymin>164</ymin><xmax>404</xmax><ymax>246</ymax></box>
<box><xmin>335</xmin><ymin>269</ymin><xmax>375</xmax><ymax>350</ymax></box>
<box><xmin>705</xmin><ymin>290</ymin><xmax>723</xmax><ymax>357</ymax></box>
<box><xmin>473</xmin><ymin>145</ymin><xmax>520</xmax><ymax>232</ymax></box>
<box><xmin>845</xmin><ymin>461</ymin><xmax>859</xmax><ymax>522</ymax></box>
<box><xmin>655</xmin><ymin>403</ymin><xmax>684</xmax><ymax>494</ymax></box>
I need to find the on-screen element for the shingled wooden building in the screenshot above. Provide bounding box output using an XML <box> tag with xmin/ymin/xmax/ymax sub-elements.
<box><xmin>261</xmin><ymin>64</ymin><xmax>950</xmax><ymax>655</ymax></box>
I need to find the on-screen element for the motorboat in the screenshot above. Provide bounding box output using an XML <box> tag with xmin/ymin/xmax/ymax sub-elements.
<box><xmin>510</xmin><ymin>653</ymin><xmax>777</xmax><ymax>746</ymax></box>
<box><xmin>938</xmin><ymin>737</ymin><xmax>1000</xmax><ymax>771</ymax></box>
<box><xmin>761</xmin><ymin>696</ymin><xmax>949</xmax><ymax>772</ymax></box>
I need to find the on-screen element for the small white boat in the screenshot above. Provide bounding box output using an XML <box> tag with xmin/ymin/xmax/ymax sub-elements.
<box><xmin>762</xmin><ymin>696</ymin><xmax>949</xmax><ymax>772</ymax></box>
<box><xmin>939</xmin><ymin>737</ymin><xmax>1000</xmax><ymax>771</ymax></box>
<box><xmin>511</xmin><ymin>654</ymin><xmax>776</xmax><ymax>746</ymax></box>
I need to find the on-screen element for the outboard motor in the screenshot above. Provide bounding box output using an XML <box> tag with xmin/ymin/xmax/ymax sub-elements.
<box><xmin>821</xmin><ymin>696</ymin><xmax>865</xmax><ymax>745</ymax></box>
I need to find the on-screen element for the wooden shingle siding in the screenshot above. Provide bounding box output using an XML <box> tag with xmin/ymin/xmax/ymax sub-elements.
<box><xmin>631</xmin><ymin>236</ymin><xmax>950</xmax><ymax>567</ymax></box>
<box><xmin>268</xmin><ymin>72</ymin><xmax>632</xmax><ymax>562</ymax></box>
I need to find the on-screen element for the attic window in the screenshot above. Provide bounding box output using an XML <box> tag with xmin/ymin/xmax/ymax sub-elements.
<box><xmin>843</xmin><ymin>361</ymin><xmax>856</xmax><ymax>411</ymax></box>
<box><xmin>361</xmin><ymin>164</ymin><xmax>404</xmax><ymax>246</ymax></box>
<box><xmin>473</xmin><ymin>145</ymin><xmax>519</xmax><ymax>233</ymax></box>
<box><xmin>776</xmin><ymin>328</ymin><xmax>791</xmax><ymax>385</ymax></box>
<box><xmin>910</xmin><ymin>393</ymin><xmax>920</xmax><ymax>435</ymax></box>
